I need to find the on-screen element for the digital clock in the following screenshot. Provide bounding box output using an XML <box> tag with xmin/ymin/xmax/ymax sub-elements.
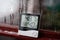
<box><xmin>18</xmin><ymin>13</ymin><xmax>40</xmax><ymax>38</ymax></box>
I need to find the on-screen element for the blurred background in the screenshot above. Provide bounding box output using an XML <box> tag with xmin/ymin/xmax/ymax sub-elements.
<box><xmin>0</xmin><ymin>0</ymin><xmax>60</xmax><ymax>40</ymax></box>
<box><xmin>0</xmin><ymin>0</ymin><xmax>60</xmax><ymax>33</ymax></box>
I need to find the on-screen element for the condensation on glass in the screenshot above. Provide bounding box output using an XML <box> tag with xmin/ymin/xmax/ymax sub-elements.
<box><xmin>0</xmin><ymin>0</ymin><xmax>19</xmax><ymax>25</ymax></box>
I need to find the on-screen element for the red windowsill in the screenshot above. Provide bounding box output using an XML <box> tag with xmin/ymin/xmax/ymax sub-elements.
<box><xmin>0</xmin><ymin>23</ymin><xmax>60</xmax><ymax>40</ymax></box>
<box><xmin>0</xmin><ymin>30</ymin><xmax>59</xmax><ymax>40</ymax></box>
<box><xmin>0</xmin><ymin>23</ymin><xmax>18</xmax><ymax>32</ymax></box>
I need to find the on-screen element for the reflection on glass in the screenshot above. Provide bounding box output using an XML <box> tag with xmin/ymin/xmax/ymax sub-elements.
<box><xmin>21</xmin><ymin>15</ymin><xmax>38</xmax><ymax>29</ymax></box>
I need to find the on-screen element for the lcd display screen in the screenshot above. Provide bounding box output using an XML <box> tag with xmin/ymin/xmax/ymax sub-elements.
<box><xmin>20</xmin><ymin>14</ymin><xmax>40</xmax><ymax>30</ymax></box>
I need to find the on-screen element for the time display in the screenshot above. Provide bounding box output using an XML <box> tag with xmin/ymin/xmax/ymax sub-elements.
<box><xmin>21</xmin><ymin>15</ymin><xmax>38</xmax><ymax>29</ymax></box>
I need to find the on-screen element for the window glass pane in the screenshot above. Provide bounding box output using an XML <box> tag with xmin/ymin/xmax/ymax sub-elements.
<box><xmin>41</xmin><ymin>0</ymin><xmax>60</xmax><ymax>32</ymax></box>
<box><xmin>0</xmin><ymin>0</ymin><xmax>19</xmax><ymax>25</ymax></box>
